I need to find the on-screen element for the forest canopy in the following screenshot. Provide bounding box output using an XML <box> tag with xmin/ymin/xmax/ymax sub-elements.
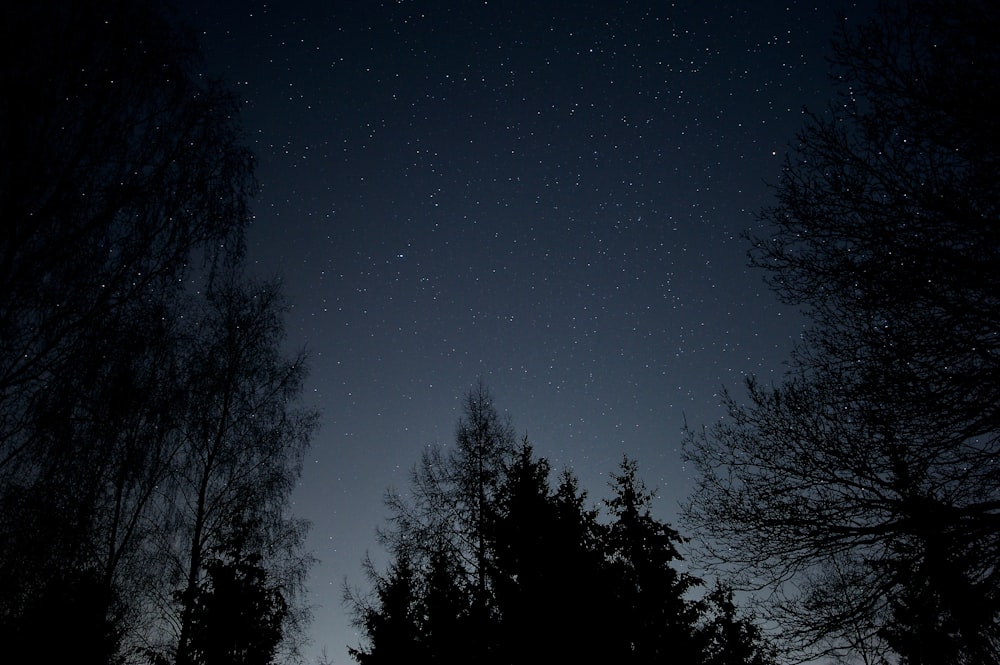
<box><xmin>345</xmin><ymin>383</ymin><xmax>775</xmax><ymax>665</ymax></box>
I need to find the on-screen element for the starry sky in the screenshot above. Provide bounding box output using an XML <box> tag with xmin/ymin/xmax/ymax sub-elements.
<box><xmin>174</xmin><ymin>1</ymin><xmax>877</xmax><ymax>661</ymax></box>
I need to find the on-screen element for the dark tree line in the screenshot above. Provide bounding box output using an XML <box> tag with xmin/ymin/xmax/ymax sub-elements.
<box><xmin>346</xmin><ymin>384</ymin><xmax>774</xmax><ymax>665</ymax></box>
<box><xmin>683</xmin><ymin>1</ymin><xmax>1000</xmax><ymax>663</ymax></box>
<box><xmin>0</xmin><ymin>2</ymin><xmax>316</xmax><ymax>663</ymax></box>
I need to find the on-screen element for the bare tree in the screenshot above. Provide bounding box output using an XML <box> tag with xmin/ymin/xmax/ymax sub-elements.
<box><xmin>0</xmin><ymin>0</ymin><xmax>253</xmax><ymax>474</ymax></box>
<box><xmin>0</xmin><ymin>5</ymin><xmax>321</xmax><ymax>662</ymax></box>
<box><xmin>0</xmin><ymin>1</ymin><xmax>258</xmax><ymax>655</ymax></box>
<box><xmin>683</xmin><ymin>2</ymin><xmax>1000</xmax><ymax>662</ymax></box>
<box><xmin>157</xmin><ymin>278</ymin><xmax>317</xmax><ymax>665</ymax></box>
<box><xmin>384</xmin><ymin>381</ymin><xmax>516</xmax><ymax>609</ymax></box>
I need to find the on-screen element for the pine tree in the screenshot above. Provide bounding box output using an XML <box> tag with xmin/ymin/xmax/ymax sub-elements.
<box><xmin>347</xmin><ymin>552</ymin><xmax>422</xmax><ymax>665</ymax></box>
<box><xmin>184</xmin><ymin>538</ymin><xmax>289</xmax><ymax>665</ymax></box>
<box><xmin>490</xmin><ymin>441</ymin><xmax>616</xmax><ymax>662</ymax></box>
<box><xmin>604</xmin><ymin>456</ymin><xmax>702</xmax><ymax>663</ymax></box>
<box><xmin>699</xmin><ymin>583</ymin><xmax>776</xmax><ymax>665</ymax></box>
<box><xmin>348</xmin><ymin>390</ymin><xmax>774</xmax><ymax>664</ymax></box>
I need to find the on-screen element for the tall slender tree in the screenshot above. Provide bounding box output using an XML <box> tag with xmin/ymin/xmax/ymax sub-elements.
<box><xmin>0</xmin><ymin>3</ymin><xmax>321</xmax><ymax>662</ymax></box>
<box><xmin>0</xmin><ymin>1</ymin><xmax>263</xmax><ymax>657</ymax></box>
<box><xmin>0</xmin><ymin>0</ymin><xmax>252</xmax><ymax>472</ymax></box>
<box><xmin>382</xmin><ymin>381</ymin><xmax>515</xmax><ymax>638</ymax></box>
<box><xmin>162</xmin><ymin>277</ymin><xmax>316</xmax><ymax>665</ymax></box>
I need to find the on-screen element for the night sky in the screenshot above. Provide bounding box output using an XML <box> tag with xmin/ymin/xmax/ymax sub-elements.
<box><xmin>174</xmin><ymin>1</ymin><xmax>877</xmax><ymax>661</ymax></box>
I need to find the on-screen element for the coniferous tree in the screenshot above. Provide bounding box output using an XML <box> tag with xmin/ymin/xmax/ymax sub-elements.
<box><xmin>348</xmin><ymin>391</ymin><xmax>773</xmax><ymax>664</ymax></box>
<box><xmin>183</xmin><ymin>537</ymin><xmax>289</xmax><ymax>665</ymax></box>
<box><xmin>419</xmin><ymin>542</ymin><xmax>477</xmax><ymax>664</ymax></box>
<box><xmin>489</xmin><ymin>441</ymin><xmax>557</xmax><ymax>651</ymax></box>
<box><xmin>698</xmin><ymin>583</ymin><xmax>776</xmax><ymax>665</ymax></box>
<box><xmin>377</xmin><ymin>381</ymin><xmax>515</xmax><ymax>660</ymax></box>
<box><xmin>346</xmin><ymin>552</ymin><xmax>422</xmax><ymax>665</ymax></box>
<box><xmin>604</xmin><ymin>456</ymin><xmax>703</xmax><ymax>663</ymax></box>
<box><xmin>489</xmin><ymin>441</ymin><xmax>616</xmax><ymax>663</ymax></box>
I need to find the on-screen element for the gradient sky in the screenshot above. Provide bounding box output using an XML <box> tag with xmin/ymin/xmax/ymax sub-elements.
<box><xmin>174</xmin><ymin>1</ymin><xmax>877</xmax><ymax>661</ymax></box>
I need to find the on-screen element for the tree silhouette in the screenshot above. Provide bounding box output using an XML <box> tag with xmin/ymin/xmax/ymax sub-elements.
<box><xmin>683</xmin><ymin>1</ymin><xmax>1000</xmax><ymax>661</ymax></box>
<box><xmin>348</xmin><ymin>388</ymin><xmax>774</xmax><ymax>664</ymax></box>
<box><xmin>0</xmin><ymin>0</ymin><xmax>252</xmax><ymax>472</ymax></box>
<box><xmin>353</xmin><ymin>382</ymin><xmax>513</xmax><ymax>663</ymax></box>
<box><xmin>183</xmin><ymin>538</ymin><xmax>289</xmax><ymax>665</ymax></box>
<box><xmin>346</xmin><ymin>552</ymin><xmax>423</xmax><ymax>664</ymax></box>
<box><xmin>377</xmin><ymin>380</ymin><xmax>515</xmax><ymax>655</ymax></box>
<box><xmin>489</xmin><ymin>441</ymin><xmax>616</xmax><ymax>663</ymax></box>
<box><xmin>444</xmin><ymin>380</ymin><xmax>517</xmax><ymax>612</ymax></box>
<box><xmin>604</xmin><ymin>456</ymin><xmax>703</xmax><ymax>663</ymax></box>
<box><xmin>0</xmin><ymin>0</ymin><xmax>252</xmax><ymax>653</ymax></box>
<box><xmin>163</xmin><ymin>277</ymin><xmax>316</xmax><ymax>665</ymax></box>
<box><xmin>0</xmin><ymin>567</ymin><xmax>124</xmax><ymax>665</ymax></box>
<box><xmin>347</xmin><ymin>534</ymin><xmax>475</xmax><ymax>665</ymax></box>
<box><xmin>418</xmin><ymin>543</ymin><xmax>477</xmax><ymax>664</ymax></box>
<box><xmin>0</xmin><ymin>3</ymin><xmax>318</xmax><ymax>661</ymax></box>
<box><xmin>698</xmin><ymin>583</ymin><xmax>777</xmax><ymax>665</ymax></box>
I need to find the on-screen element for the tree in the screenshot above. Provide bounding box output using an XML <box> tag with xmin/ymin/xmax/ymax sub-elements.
<box><xmin>0</xmin><ymin>4</ymin><xmax>320</xmax><ymax>653</ymax></box>
<box><xmin>604</xmin><ymin>456</ymin><xmax>703</xmax><ymax>663</ymax></box>
<box><xmin>357</xmin><ymin>382</ymin><xmax>514</xmax><ymax>662</ymax></box>
<box><xmin>698</xmin><ymin>583</ymin><xmax>777</xmax><ymax>665</ymax></box>
<box><xmin>183</xmin><ymin>537</ymin><xmax>289</xmax><ymax>665</ymax></box>
<box><xmin>683</xmin><ymin>1</ymin><xmax>1000</xmax><ymax>662</ymax></box>
<box><xmin>163</xmin><ymin>277</ymin><xmax>316</xmax><ymax>665</ymax></box>
<box><xmin>349</xmin><ymin>390</ymin><xmax>774</xmax><ymax>664</ymax></box>
<box><xmin>382</xmin><ymin>381</ymin><xmax>516</xmax><ymax>641</ymax></box>
<box><xmin>0</xmin><ymin>0</ymin><xmax>261</xmax><ymax>657</ymax></box>
<box><xmin>0</xmin><ymin>305</ymin><xmax>183</xmax><ymax>659</ymax></box>
<box><xmin>0</xmin><ymin>0</ymin><xmax>252</xmax><ymax>472</ymax></box>
<box><xmin>0</xmin><ymin>567</ymin><xmax>125</xmax><ymax>665</ymax></box>
<box><xmin>346</xmin><ymin>552</ymin><xmax>423</xmax><ymax>665</ymax></box>
<box><xmin>416</xmin><ymin>541</ymin><xmax>477</xmax><ymax>664</ymax></box>
<box><xmin>0</xmin><ymin>3</ymin><xmax>318</xmax><ymax>663</ymax></box>
<box><xmin>489</xmin><ymin>441</ymin><xmax>616</xmax><ymax>663</ymax></box>
<box><xmin>488</xmin><ymin>442</ymin><xmax>559</xmax><ymax>653</ymax></box>
<box><xmin>445</xmin><ymin>380</ymin><xmax>518</xmax><ymax>611</ymax></box>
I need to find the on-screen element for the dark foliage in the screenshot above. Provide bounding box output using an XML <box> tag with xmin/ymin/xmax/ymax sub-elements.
<box><xmin>0</xmin><ymin>568</ymin><xmax>124</xmax><ymax>665</ymax></box>
<box><xmin>604</xmin><ymin>457</ymin><xmax>703</xmax><ymax>663</ymax></box>
<box><xmin>489</xmin><ymin>443</ymin><xmax>616</xmax><ymax>663</ymax></box>
<box><xmin>698</xmin><ymin>583</ymin><xmax>777</xmax><ymax>665</ymax></box>
<box><xmin>0</xmin><ymin>0</ymin><xmax>252</xmax><ymax>468</ymax></box>
<box><xmin>183</xmin><ymin>541</ymin><xmax>289</xmax><ymax>665</ymax></box>
<box><xmin>167</xmin><ymin>277</ymin><xmax>316</xmax><ymax>665</ymax></box>
<box><xmin>347</xmin><ymin>388</ymin><xmax>774</xmax><ymax>664</ymax></box>
<box><xmin>347</xmin><ymin>552</ymin><xmax>422</xmax><ymax>664</ymax></box>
